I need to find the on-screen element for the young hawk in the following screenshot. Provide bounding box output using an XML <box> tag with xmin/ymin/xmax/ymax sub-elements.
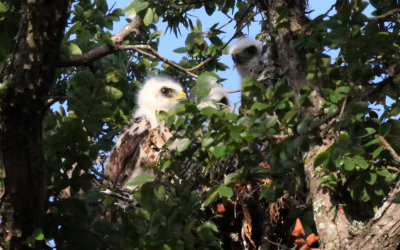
<box><xmin>105</xmin><ymin>76</ymin><xmax>186</xmax><ymax>189</ymax></box>
<box><xmin>105</xmin><ymin>77</ymin><xmax>230</xmax><ymax>189</ymax></box>
<box><xmin>229</xmin><ymin>38</ymin><xmax>275</xmax><ymax>89</ymax></box>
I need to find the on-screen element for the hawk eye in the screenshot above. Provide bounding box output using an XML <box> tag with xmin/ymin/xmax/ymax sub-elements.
<box><xmin>161</xmin><ymin>87</ymin><xmax>171</xmax><ymax>96</ymax></box>
<box><xmin>245</xmin><ymin>45</ymin><xmax>258</xmax><ymax>55</ymax></box>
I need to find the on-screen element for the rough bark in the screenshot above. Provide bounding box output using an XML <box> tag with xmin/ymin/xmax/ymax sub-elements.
<box><xmin>256</xmin><ymin>0</ymin><xmax>400</xmax><ymax>249</ymax></box>
<box><xmin>0</xmin><ymin>1</ymin><xmax>71</xmax><ymax>249</ymax></box>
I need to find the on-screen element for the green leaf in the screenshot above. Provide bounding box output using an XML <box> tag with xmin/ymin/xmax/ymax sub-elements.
<box><xmin>191</xmin><ymin>72</ymin><xmax>219</xmax><ymax>101</ymax></box>
<box><xmin>365</xmin><ymin>172</ymin><xmax>377</xmax><ymax>185</ymax></box>
<box><xmin>204</xmin><ymin>186</ymin><xmax>219</xmax><ymax>206</ymax></box>
<box><xmin>224</xmin><ymin>172</ymin><xmax>239</xmax><ymax>185</ymax></box>
<box><xmin>314</xmin><ymin>150</ymin><xmax>330</xmax><ymax>167</ymax></box>
<box><xmin>296</xmin><ymin>117</ymin><xmax>314</xmax><ymax>134</ymax></box>
<box><xmin>251</xmin><ymin>102</ymin><xmax>268</xmax><ymax>111</ymax></box>
<box><xmin>202</xmin><ymin>137</ymin><xmax>214</xmax><ymax>148</ymax></box>
<box><xmin>360</xmin><ymin>127</ymin><xmax>376</xmax><ymax>138</ymax></box>
<box><xmin>173</xmin><ymin>47</ymin><xmax>187</xmax><ymax>53</ymax></box>
<box><xmin>209</xmin><ymin>36</ymin><xmax>223</xmax><ymax>46</ymax></box>
<box><xmin>154</xmin><ymin>185</ymin><xmax>165</xmax><ymax>200</ymax></box>
<box><xmin>149</xmin><ymin>30</ymin><xmax>163</xmax><ymax>40</ymax></box>
<box><xmin>379</xmin><ymin>123</ymin><xmax>391</xmax><ymax>137</ymax></box>
<box><xmin>126</xmin><ymin>173</ymin><xmax>154</xmax><ymax>186</ymax></box>
<box><xmin>185</xmin><ymin>32</ymin><xmax>203</xmax><ymax>50</ymax></box>
<box><xmin>343</xmin><ymin>158</ymin><xmax>355</xmax><ymax>171</ymax></box>
<box><xmin>125</xmin><ymin>0</ymin><xmax>149</xmax><ymax>17</ymax></box>
<box><xmin>35</xmin><ymin>233</ymin><xmax>44</xmax><ymax>241</ymax></box>
<box><xmin>354</xmin><ymin>157</ymin><xmax>369</xmax><ymax>169</ymax></box>
<box><xmin>176</xmin><ymin>138</ymin><xmax>191</xmax><ymax>152</ymax></box>
<box><xmin>68</xmin><ymin>42</ymin><xmax>82</xmax><ymax>55</ymax></box>
<box><xmin>363</xmin><ymin>138</ymin><xmax>380</xmax><ymax>147</ymax></box>
<box><xmin>212</xmin><ymin>143</ymin><xmax>227</xmax><ymax>158</ymax></box>
<box><xmin>236</xmin><ymin>117</ymin><xmax>255</xmax><ymax>128</ymax></box>
<box><xmin>217</xmin><ymin>185</ymin><xmax>233</xmax><ymax>197</ymax></box>
<box><xmin>143</xmin><ymin>8</ymin><xmax>154</xmax><ymax>26</ymax></box>
<box><xmin>104</xmin><ymin>86</ymin><xmax>123</xmax><ymax>100</ymax></box>
<box><xmin>372</xmin><ymin>146</ymin><xmax>385</xmax><ymax>158</ymax></box>
<box><xmin>0</xmin><ymin>2</ymin><xmax>9</xmax><ymax>13</ymax></box>
<box><xmin>163</xmin><ymin>244</ymin><xmax>172</xmax><ymax>250</ymax></box>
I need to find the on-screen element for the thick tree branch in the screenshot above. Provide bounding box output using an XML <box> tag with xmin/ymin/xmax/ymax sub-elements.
<box><xmin>111</xmin><ymin>17</ymin><xmax>142</xmax><ymax>44</ymax></box>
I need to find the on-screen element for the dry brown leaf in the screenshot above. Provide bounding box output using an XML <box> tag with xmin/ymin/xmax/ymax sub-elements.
<box><xmin>294</xmin><ymin>238</ymin><xmax>307</xmax><ymax>245</ymax></box>
<box><xmin>306</xmin><ymin>233</ymin><xmax>319</xmax><ymax>246</ymax></box>
<box><xmin>291</xmin><ymin>218</ymin><xmax>305</xmax><ymax>237</ymax></box>
<box><xmin>242</xmin><ymin>206</ymin><xmax>256</xmax><ymax>248</ymax></box>
<box><xmin>216</xmin><ymin>203</ymin><xmax>225</xmax><ymax>213</ymax></box>
<box><xmin>299</xmin><ymin>245</ymin><xmax>310</xmax><ymax>250</ymax></box>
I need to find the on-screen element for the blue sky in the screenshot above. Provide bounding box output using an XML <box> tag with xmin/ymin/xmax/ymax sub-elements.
<box><xmin>103</xmin><ymin>1</ymin><xmax>382</xmax><ymax>110</ymax></box>
<box><xmin>106</xmin><ymin>1</ymin><xmax>353</xmax><ymax>105</ymax></box>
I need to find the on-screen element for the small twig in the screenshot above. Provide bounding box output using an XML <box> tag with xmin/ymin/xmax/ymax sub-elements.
<box><xmin>323</xmin><ymin>3</ymin><xmax>336</xmax><ymax>16</ymax></box>
<box><xmin>101</xmin><ymin>189</ymin><xmax>136</xmax><ymax>203</ymax></box>
<box><xmin>187</xmin><ymin>3</ymin><xmax>255</xmax><ymax>73</ymax></box>
<box><xmin>263</xmin><ymin>236</ymin><xmax>291</xmax><ymax>249</ymax></box>
<box><xmin>145</xmin><ymin>46</ymin><xmax>198</xmax><ymax>78</ymax></box>
<box><xmin>131</xmin><ymin>47</ymin><xmax>156</xmax><ymax>59</ymax></box>
<box><xmin>263</xmin><ymin>134</ymin><xmax>292</xmax><ymax>140</ymax></box>
<box><xmin>90</xmin><ymin>166</ymin><xmax>110</xmax><ymax>182</ymax></box>
<box><xmin>273</xmin><ymin>111</ymin><xmax>281</xmax><ymax>126</ymax></box>
<box><xmin>233</xmin><ymin>100</ymin><xmax>241</xmax><ymax>111</ymax></box>
<box><xmin>369</xmin><ymin>8</ymin><xmax>400</xmax><ymax>21</ymax></box>
<box><xmin>387</xmin><ymin>166</ymin><xmax>400</xmax><ymax>173</ymax></box>
<box><xmin>187</xmin><ymin>57</ymin><xmax>214</xmax><ymax>72</ymax></box>
<box><xmin>376</xmin><ymin>135</ymin><xmax>400</xmax><ymax>163</ymax></box>
<box><xmin>126</xmin><ymin>54</ymin><xmax>135</xmax><ymax>70</ymax></box>
<box><xmin>228</xmin><ymin>89</ymin><xmax>241</xmax><ymax>93</ymax></box>
<box><xmin>338</xmin><ymin>95</ymin><xmax>347</xmax><ymax>121</ymax></box>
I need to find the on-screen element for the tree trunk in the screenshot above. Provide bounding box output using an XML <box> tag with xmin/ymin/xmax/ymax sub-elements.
<box><xmin>256</xmin><ymin>0</ymin><xmax>400</xmax><ymax>248</ymax></box>
<box><xmin>0</xmin><ymin>1</ymin><xmax>71</xmax><ymax>248</ymax></box>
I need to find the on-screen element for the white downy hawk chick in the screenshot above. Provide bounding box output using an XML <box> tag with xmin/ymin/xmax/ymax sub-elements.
<box><xmin>105</xmin><ymin>76</ymin><xmax>186</xmax><ymax>189</ymax></box>
<box><xmin>229</xmin><ymin>38</ymin><xmax>265</xmax><ymax>79</ymax></box>
<box><xmin>198</xmin><ymin>83</ymin><xmax>230</xmax><ymax>109</ymax></box>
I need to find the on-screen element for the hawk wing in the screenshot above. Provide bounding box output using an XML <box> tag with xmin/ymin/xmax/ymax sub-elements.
<box><xmin>105</xmin><ymin>117</ymin><xmax>150</xmax><ymax>188</ymax></box>
<box><xmin>105</xmin><ymin>118</ymin><xmax>174</xmax><ymax>188</ymax></box>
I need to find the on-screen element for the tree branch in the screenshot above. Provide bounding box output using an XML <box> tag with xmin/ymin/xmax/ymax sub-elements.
<box><xmin>369</xmin><ymin>8</ymin><xmax>400</xmax><ymax>21</ymax></box>
<box><xmin>59</xmin><ymin>17</ymin><xmax>142</xmax><ymax>67</ymax></box>
<box><xmin>111</xmin><ymin>17</ymin><xmax>142</xmax><ymax>44</ymax></box>
<box><xmin>376</xmin><ymin>135</ymin><xmax>400</xmax><ymax>163</ymax></box>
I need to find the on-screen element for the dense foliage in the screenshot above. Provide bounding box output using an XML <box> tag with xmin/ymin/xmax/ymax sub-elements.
<box><xmin>1</xmin><ymin>0</ymin><xmax>400</xmax><ymax>249</ymax></box>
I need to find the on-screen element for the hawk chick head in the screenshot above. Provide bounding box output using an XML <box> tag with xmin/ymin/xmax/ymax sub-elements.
<box><xmin>229</xmin><ymin>38</ymin><xmax>263</xmax><ymax>79</ymax></box>
<box><xmin>135</xmin><ymin>76</ymin><xmax>186</xmax><ymax>127</ymax></box>
<box><xmin>201</xmin><ymin>84</ymin><xmax>230</xmax><ymax>107</ymax></box>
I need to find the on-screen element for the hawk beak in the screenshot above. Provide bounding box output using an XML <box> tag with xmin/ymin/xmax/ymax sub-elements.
<box><xmin>168</xmin><ymin>91</ymin><xmax>186</xmax><ymax>101</ymax></box>
<box><xmin>231</xmin><ymin>50</ymin><xmax>245</xmax><ymax>65</ymax></box>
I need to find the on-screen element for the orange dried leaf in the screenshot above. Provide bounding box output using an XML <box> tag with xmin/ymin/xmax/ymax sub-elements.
<box><xmin>216</xmin><ymin>203</ymin><xmax>225</xmax><ymax>213</ymax></box>
<box><xmin>291</xmin><ymin>218</ymin><xmax>305</xmax><ymax>237</ymax></box>
<box><xmin>294</xmin><ymin>238</ymin><xmax>307</xmax><ymax>245</ymax></box>
<box><xmin>299</xmin><ymin>245</ymin><xmax>310</xmax><ymax>250</ymax></box>
<box><xmin>306</xmin><ymin>233</ymin><xmax>319</xmax><ymax>245</ymax></box>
